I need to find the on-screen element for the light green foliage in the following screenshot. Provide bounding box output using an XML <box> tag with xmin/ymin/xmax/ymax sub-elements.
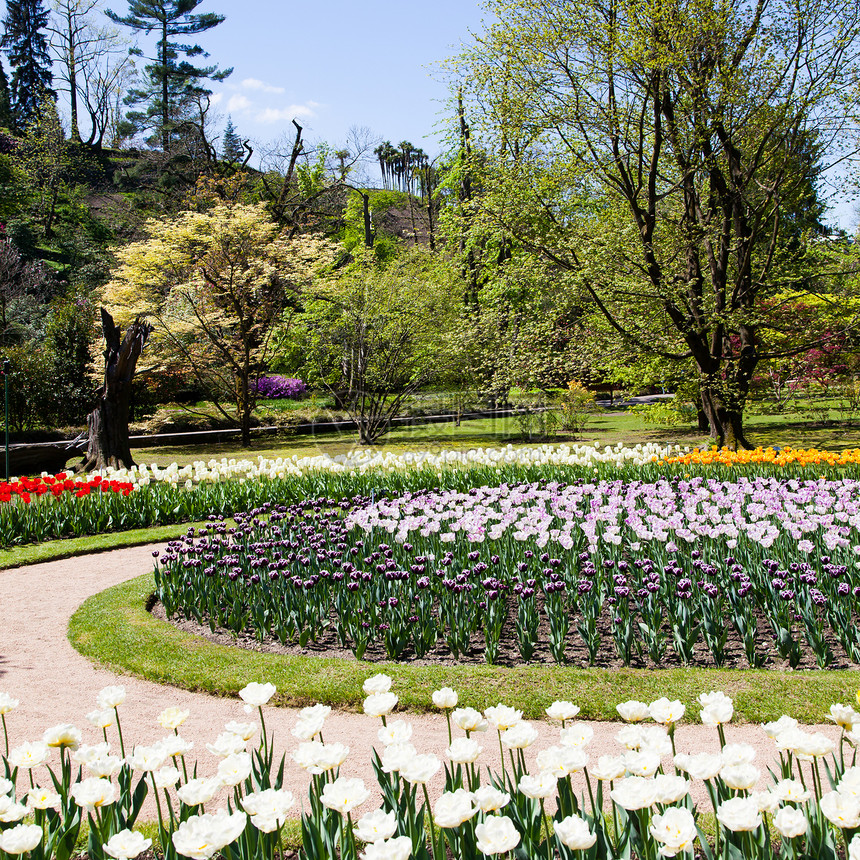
<box><xmin>558</xmin><ymin>380</ymin><xmax>595</xmax><ymax>433</ymax></box>
<box><xmin>452</xmin><ymin>0</ymin><xmax>860</xmax><ymax>447</ymax></box>
<box><xmin>16</xmin><ymin>98</ymin><xmax>71</xmax><ymax>240</ymax></box>
<box><xmin>629</xmin><ymin>401</ymin><xmax>694</xmax><ymax>428</ymax></box>
<box><xmin>341</xmin><ymin>188</ymin><xmax>408</xmax><ymax>259</ymax></box>
<box><xmin>282</xmin><ymin>246</ymin><xmax>461</xmax><ymax>443</ymax></box>
<box><xmin>448</xmin><ymin>251</ymin><xmax>584</xmax><ymax>401</ymax></box>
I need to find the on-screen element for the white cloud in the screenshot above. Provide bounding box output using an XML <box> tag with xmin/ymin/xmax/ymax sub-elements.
<box><xmin>256</xmin><ymin>102</ymin><xmax>319</xmax><ymax>123</ymax></box>
<box><xmin>209</xmin><ymin>93</ymin><xmax>223</xmax><ymax>105</ymax></box>
<box><xmin>226</xmin><ymin>94</ymin><xmax>252</xmax><ymax>112</ymax></box>
<box><xmin>241</xmin><ymin>77</ymin><xmax>286</xmax><ymax>94</ymax></box>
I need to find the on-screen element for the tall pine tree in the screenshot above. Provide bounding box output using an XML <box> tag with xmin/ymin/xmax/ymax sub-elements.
<box><xmin>221</xmin><ymin>114</ymin><xmax>242</xmax><ymax>161</ymax></box>
<box><xmin>1</xmin><ymin>0</ymin><xmax>54</xmax><ymax>128</ymax></box>
<box><xmin>0</xmin><ymin>59</ymin><xmax>12</xmax><ymax>129</ymax></box>
<box><xmin>106</xmin><ymin>0</ymin><xmax>231</xmax><ymax>152</ymax></box>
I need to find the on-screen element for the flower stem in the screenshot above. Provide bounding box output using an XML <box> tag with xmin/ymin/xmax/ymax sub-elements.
<box><xmin>422</xmin><ymin>782</ymin><xmax>440</xmax><ymax>860</ymax></box>
<box><xmin>115</xmin><ymin>711</ymin><xmax>126</xmax><ymax>759</ymax></box>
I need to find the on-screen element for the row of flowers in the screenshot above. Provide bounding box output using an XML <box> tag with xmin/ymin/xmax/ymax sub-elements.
<box><xmin>0</xmin><ymin>445</ymin><xmax>681</xmax><ymax>547</ymax></box>
<box><xmin>0</xmin><ymin>475</ymin><xmax>133</xmax><ymax>505</ymax></box>
<box><xmin>2</xmin><ymin>678</ymin><xmax>860</xmax><ymax>859</ymax></box>
<box><xmin>8</xmin><ymin>444</ymin><xmax>860</xmax><ymax>505</ymax></box>
<box><xmin>662</xmin><ymin>447</ymin><xmax>860</xmax><ymax>468</ymax></box>
<box><xmin>3</xmin><ymin>442</ymin><xmax>860</xmax><ymax>547</ymax></box>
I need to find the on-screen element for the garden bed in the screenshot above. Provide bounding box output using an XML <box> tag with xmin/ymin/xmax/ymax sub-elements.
<box><xmin>152</xmin><ymin>473</ymin><xmax>860</xmax><ymax>674</ymax></box>
<box><xmin>151</xmin><ymin>594</ymin><xmax>858</xmax><ymax>672</ymax></box>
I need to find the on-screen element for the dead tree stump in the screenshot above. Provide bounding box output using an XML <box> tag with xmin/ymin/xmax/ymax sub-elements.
<box><xmin>77</xmin><ymin>309</ymin><xmax>152</xmax><ymax>472</ymax></box>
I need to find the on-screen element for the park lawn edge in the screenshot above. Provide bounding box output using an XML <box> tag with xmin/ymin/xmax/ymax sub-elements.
<box><xmin>68</xmin><ymin>572</ymin><xmax>860</xmax><ymax>724</ymax></box>
<box><xmin>0</xmin><ymin>520</ymin><xmax>229</xmax><ymax>570</ymax></box>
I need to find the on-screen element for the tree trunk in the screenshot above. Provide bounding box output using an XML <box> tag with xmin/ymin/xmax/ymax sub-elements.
<box><xmin>697</xmin><ymin>392</ymin><xmax>710</xmax><ymax>432</ymax></box>
<box><xmin>700</xmin><ymin>376</ymin><xmax>754</xmax><ymax>450</ymax></box>
<box><xmin>77</xmin><ymin>309</ymin><xmax>152</xmax><ymax>472</ymax></box>
<box><xmin>238</xmin><ymin>372</ymin><xmax>252</xmax><ymax>448</ymax></box>
<box><xmin>361</xmin><ymin>193</ymin><xmax>374</xmax><ymax>249</ymax></box>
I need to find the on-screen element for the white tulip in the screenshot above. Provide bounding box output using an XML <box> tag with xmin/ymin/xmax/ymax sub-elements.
<box><xmin>362</xmin><ymin>674</ymin><xmax>392</xmax><ymax>695</ymax></box>
<box><xmin>432</xmin><ymin>688</ymin><xmax>458</xmax><ymax>709</ymax></box>
<box><xmin>238</xmin><ymin>682</ymin><xmax>276</xmax><ymax>707</ymax></box>
<box><xmin>354</xmin><ymin>808</ymin><xmax>397</xmax><ymax>843</ymax></box>
<box><xmin>475</xmin><ymin>815</ymin><xmax>521</xmax><ymax>855</ymax></box>
<box><xmin>484</xmin><ymin>704</ymin><xmax>523</xmax><ymax>731</ymax></box>
<box><xmin>434</xmin><ymin>788</ymin><xmax>479</xmax><ymax>828</ymax></box>
<box><xmin>649</xmin><ymin>807</ymin><xmax>697</xmax><ymax>856</ymax></box>
<box><xmin>554</xmin><ymin>814</ymin><xmax>596</xmax><ymax>850</ymax></box>
<box><xmin>157</xmin><ymin>707</ymin><xmax>190</xmax><ymax>730</ymax></box>
<box><xmin>104</xmin><ymin>829</ymin><xmax>152</xmax><ymax>860</ymax></box>
<box><xmin>176</xmin><ymin>777</ymin><xmax>221</xmax><ymax>807</ymax></box>
<box><xmin>616</xmin><ymin>700</ymin><xmax>650</xmax><ymax>722</ymax></box>
<box><xmin>0</xmin><ymin>824</ymin><xmax>43</xmax><ymax>854</ymax></box>
<box><xmin>96</xmin><ymin>686</ymin><xmax>127</xmax><ymax>710</ymax></box>
<box><xmin>43</xmin><ymin>723</ymin><xmax>81</xmax><ymax>751</ymax></box>
<box><xmin>716</xmin><ymin>797</ymin><xmax>762</xmax><ymax>832</ymax></box>
<box><xmin>611</xmin><ymin>776</ymin><xmax>658</xmax><ymax>810</ymax></box>
<box><xmin>320</xmin><ymin>777</ymin><xmax>371</xmax><ymax>815</ymax></box>
<box><xmin>363</xmin><ymin>693</ymin><xmax>398</xmax><ymax>718</ymax></box>
<box><xmin>773</xmin><ymin>807</ymin><xmax>808</xmax><ymax>839</ymax></box>
<box><xmin>377</xmin><ymin>720</ymin><xmax>413</xmax><ymax>747</ymax></box>
<box><xmin>518</xmin><ymin>772</ymin><xmax>557</xmax><ymax>799</ymax></box>
<box><xmin>474</xmin><ymin>785</ymin><xmax>510</xmax><ymax>812</ymax></box>
<box><xmin>546</xmin><ymin>700</ymin><xmax>580</xmax><ymax>722</ymax></box>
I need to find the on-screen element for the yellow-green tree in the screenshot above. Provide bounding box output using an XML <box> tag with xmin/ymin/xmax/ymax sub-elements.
<box><xmin>105</xmin><ymin>202</ymin><xmax>336</xmax><ymax>446</ymax></box>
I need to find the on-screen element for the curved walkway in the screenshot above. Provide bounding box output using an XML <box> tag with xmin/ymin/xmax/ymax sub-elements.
<box><xmin>0</xmin><ymin>544</ymin><xmax>841</xmax><ymax>812</ymax></box>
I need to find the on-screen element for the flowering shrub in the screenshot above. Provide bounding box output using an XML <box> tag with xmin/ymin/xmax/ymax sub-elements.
<box><xmin>253</xmin><ymin>377</ymin><xmax>307</xmax><ymax>400</ymax></box>
<box><xmin>2</xmin><ymin>680</ymin><xmax>860</xmax><ymax>860</ymax></box>
<box><xmin>156</xmin><ymin>476</ymin><xmax>860</xmax><ymax>668</ymax></box>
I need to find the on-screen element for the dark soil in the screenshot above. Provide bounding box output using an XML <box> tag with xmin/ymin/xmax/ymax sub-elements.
<box><xmin>150</xmin><ymin>598</ymin><xmax>858</xmax><ymax>672</ymax></box>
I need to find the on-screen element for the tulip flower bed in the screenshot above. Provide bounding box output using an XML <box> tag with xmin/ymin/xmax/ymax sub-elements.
<box><xmin>2</xmin><ymin>679</ymin><xmax>860</xmax><ymax>860</ymax></box>
<box><xmin>154</xmin><ymin>474</ymin><xmax>860</xmax><ymax>669</ymax></box>
<box><xmin>0</xmin><ymin>445</ymin><xmax>680</xmax><ymax>547</ymax></box>
<box><xmin>3</xmin><ymin>443</ymin><xmax>860</xmax><ymax>548</ymax></box>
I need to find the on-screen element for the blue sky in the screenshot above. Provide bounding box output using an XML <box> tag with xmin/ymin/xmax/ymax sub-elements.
<box><xmin>182</xmin><ymin>0</ymin><xmax>488</xmax><ymax>168</ymax></box>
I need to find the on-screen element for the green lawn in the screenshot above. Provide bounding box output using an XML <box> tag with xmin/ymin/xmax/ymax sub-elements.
<box><xmin>125</xmin><ymin>405</ymin><xmax>860</xmax><ymax>469</ymax></box>
<box><xmin>68</xmin><ymin>573</ymin><xmax>860</xmax><ymax>725</ymax></box>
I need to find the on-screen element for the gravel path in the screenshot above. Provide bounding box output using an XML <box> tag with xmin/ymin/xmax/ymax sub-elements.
<box><xmin>0</xmin><ymin>544</ymin><xmax>842</xmax><ymax>815</ymax></box>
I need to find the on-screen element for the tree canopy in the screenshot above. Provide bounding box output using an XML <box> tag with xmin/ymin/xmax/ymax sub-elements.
<box><xmin>453</xmin><ymin>0</ymin><xmax>860</xmax><ymax>447</ymax></box>
<box><xmin>104</xmin><ymin>202</ymin><xmax>336</xmax><ymax>445</ymax></box>
<box><xmin>1</xmin><ymin>0</ymin><xmax>55</xmax><ymax>127</ymax></box>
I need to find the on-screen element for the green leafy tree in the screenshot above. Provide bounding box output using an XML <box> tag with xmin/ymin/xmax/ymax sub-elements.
<box><xmin>453</xmin><ymin>0</ymin><xmax>860</xmax><ymax>448</ymax></box>
<box><xmin>44</xmin><ymin>293</ymin><xmax>96</xmax><ymax>425</ymax></box>
<box><xmin>1</xmin><ymin>0</ymin><xmax>55</xmax><ymax>127</ymax></box>
<box><xmin>17</xmin><ymin>97</ymin><xmax>71</xmax><ymax>240</ymax></box>
<box><xmin>106</xmin><ymin>0</ymin><xmax>231</xmax><ymax>153</ymax></box>
<box><xmin>286</xmin><ymin>247</ymin><xmax>461</xmax><ymax>444</ymax></box>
